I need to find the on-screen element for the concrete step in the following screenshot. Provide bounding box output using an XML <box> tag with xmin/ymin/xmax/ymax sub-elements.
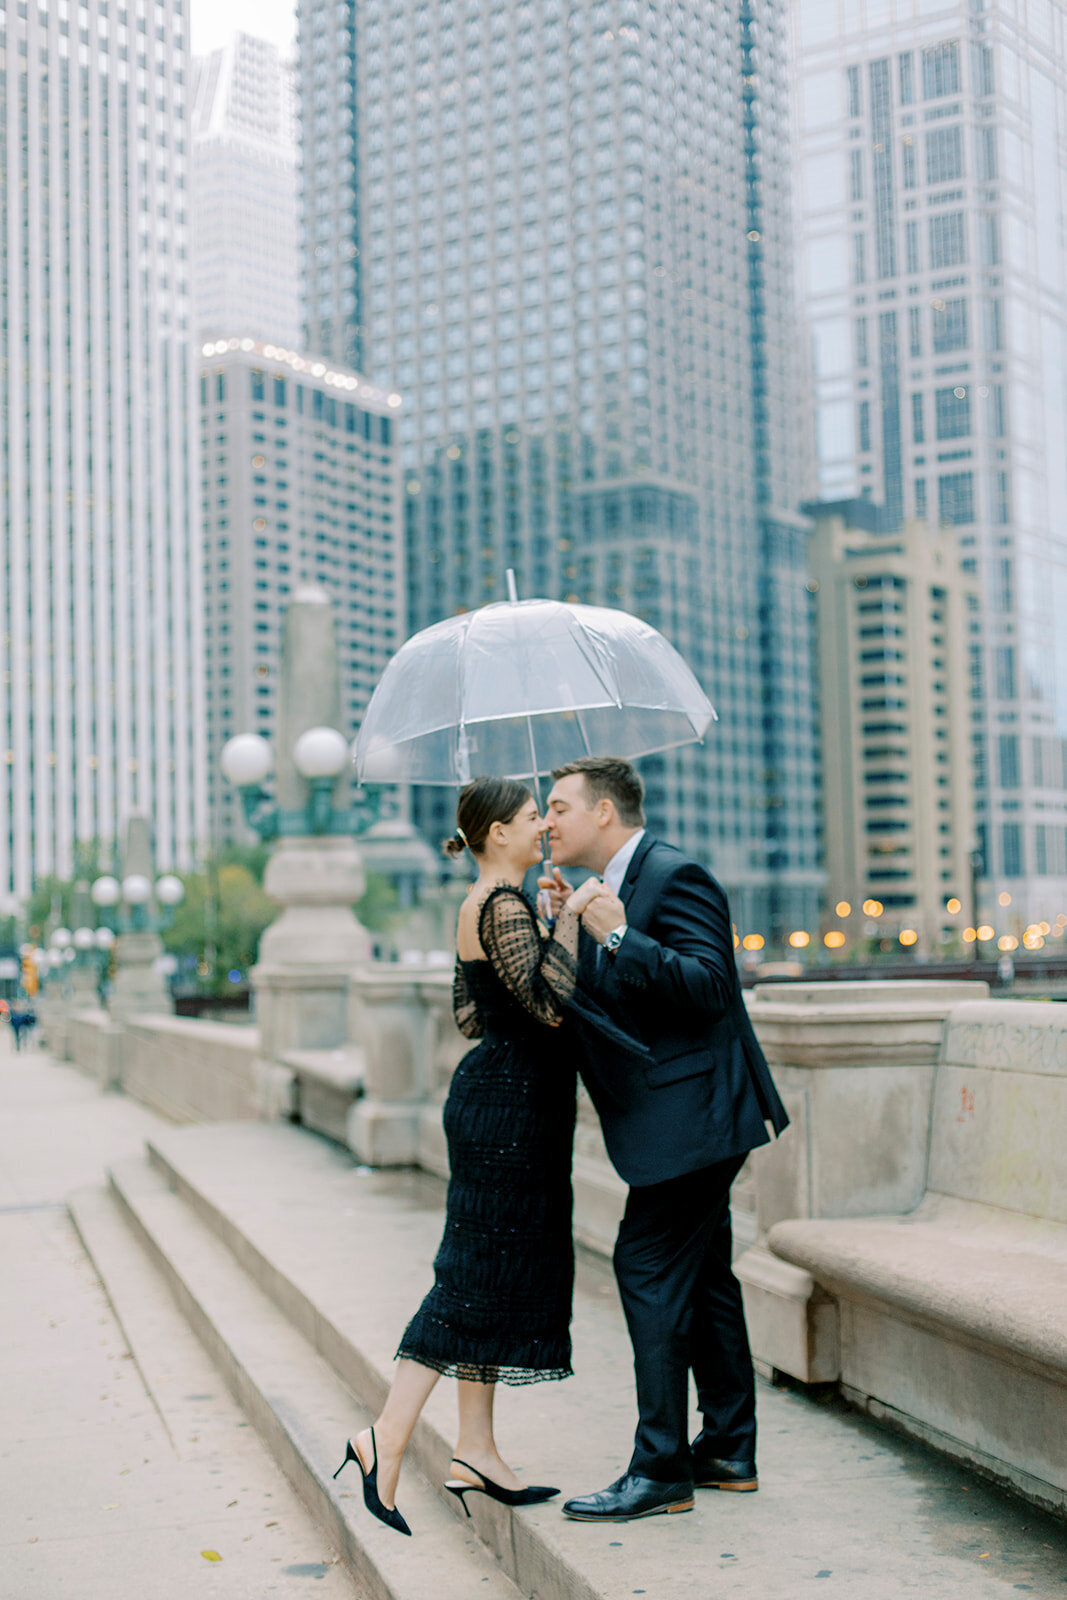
<box><xmin>105</xmin><ymin>1153</ymin><xmax>523</xmax><ymax>1600</ymax></box>
<box><xmin>121</xmin><ymin>1120</ymin><xmax>1067</xmax><ymax>1600</ymax></box>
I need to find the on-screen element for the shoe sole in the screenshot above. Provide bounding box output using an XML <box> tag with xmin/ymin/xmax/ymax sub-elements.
<box><xmin>696</xmin><ymin>1479</ymin><xmax>758</xmax><ymax>1493</ymax></box>
<box><xmin>563</xmin><ymin>1499</ymin><xmax>695</xmax><ymax>1522</ymax></box>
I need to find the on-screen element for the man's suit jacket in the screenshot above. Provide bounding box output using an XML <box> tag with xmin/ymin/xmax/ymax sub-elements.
<box><xmin>577</xmin><ymin>834</ymin><xmax>789</xmax><ymax>1188</ymax></box>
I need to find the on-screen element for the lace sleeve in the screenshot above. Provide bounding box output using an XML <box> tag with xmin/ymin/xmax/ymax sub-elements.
<box><xmin>477</xmin><ymin>885</ymin><xmax>580</xmax><ymax>1028</ymax></box>
<box><xmin>452</xmin><ymin>959</ymin><xmax>484</xmax><ymax>1039</ymax></box>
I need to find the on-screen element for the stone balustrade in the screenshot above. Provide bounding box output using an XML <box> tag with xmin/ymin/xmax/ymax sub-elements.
<box><xmin>48</xmin><ymin>964</ymin><xmax>1067</xmax><ymax>1509</ymax></box>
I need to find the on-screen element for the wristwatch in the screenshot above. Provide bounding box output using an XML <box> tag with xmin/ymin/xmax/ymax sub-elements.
<box><xmin>603</xmin><ymin>923</ymin><xmax>628</xmax><ymax>957</ymax></box>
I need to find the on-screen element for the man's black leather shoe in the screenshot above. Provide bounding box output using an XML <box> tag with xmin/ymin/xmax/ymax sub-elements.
<box><xmin>562</xmin><ymin>1473</ymin><xmax>694</xmax><ymax>1522</ymax></box>
<box><xmin>691</xmin><ymin>1453</ymin><xmax>758</xmax><ymax>1492</ymax></box>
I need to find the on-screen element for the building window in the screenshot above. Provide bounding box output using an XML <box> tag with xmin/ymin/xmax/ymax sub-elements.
<box><xmin>905</xmin><ymin>220</ymin><xmax>921</xmax><ymax>273</ymax></box>
<box><xmin>852</xmin><ymin>233</ymin><xmax>867</xmax><ymax>285</ymax></box>
<box><xmin>859</xmin><ymin>400</ymin><xmax>871</xmax><ymax>452</ymax></box>
<box><xmin>911</xmin><ymin>392</ymin><xmax>925</xmax><ymax>443</ymax></box>
<box><xmin>908</xmin><ymin>305</ymin><xmax>922</xmax><ymax>357</ymax></box>
<box><xmin>914</xmin><ymin>478</ymin><xmax>927</xmax><ymax>518</ymax></box>
<box><xmin>922</xmin><ymin>40</ymin><xmax>960</xmax><ymax>99</ymax></box>
<box><xmin>938</xmin><ymin>470</ymin><xmax>974</xmax><ymax>524</ymax></box>
<box><xmin>984</xmin><ymin>298</ymin><xmax>1003</xmax><ymax>351</ymax></box>
<box><xmin>973</xmin><ymin>41</ymin><xmax>995</xmax><ymax>97</ymax></box>
<box><xmin>855</xmin><ymin>316</ymin><xmax>869</xmax><ymax>366</ymax></box>
<box><xmin>994</xmin><ymin>645</ymin><xmax>1016</xmax><ymax>699</ymax></box>
<box><xmin>849</xmin><ymin>148</ymin><xmax>864</xmax><ymax>202</ymax></box>
<box><xmin>901</xmin><ymin>140</ymin><xmax>917</xmax><ymax>189</ymax></box>
<box><xmin>991</xmin><ymin>468</ymin><xmax>1010</xmax><ymax>524</ymax></box>
<box><xmin>898</xmin><ymin>51</ymin><xmax>915</xmax><ymax>105</ymax></box>
<box><xmin>925</xmin><ymin>125</ymin><xmax>963</xmax><ymax>185</ymax></box>
<box><xmin>975</xmin><ymin>125</ymin><xmax>998</xmax><ymax>181</ymax></box>
<box><xmin>1001</xmin><ymin>822</ymin><xmax>1023</xmax><ymax>878</ymax></box>
<box><xmin>932</xmin><ymin>297</ymin><xmax>968</xmax><ymax>352</ymax></box>
<box><xmin>847</xmin><ymin>64</ymin><xmax>862</xmax><ymax>118</ymax></box>
<box><xmin>928</xmin><ymin>212</ymin><xmax>967</xmax><ymax>269</ymax></box>
<box><xmin>935</xmin><ymin>385</ymin><xmax>971</xmax><ymax>439</ymax></box>
<box><xmin>998</xmin><ymin>734</ymin><xmax>1019</xmax><ymax>789</ymax></box>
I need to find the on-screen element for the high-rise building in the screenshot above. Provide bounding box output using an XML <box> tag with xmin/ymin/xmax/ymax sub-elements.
<box><xmin>298</xmin><ymin>0</ymin><xmax>821</xmax><ymax>938</ymax></box>
<box><xmin>192</xmin><ymin>32</ymin><xmax>300</xmax><ymax>347</ymax></box>
<box><xmin>809</xmin><ymin>499</ymin><xmax>977</xmax><ymax>955</ymax></box>
<box><xmin>0</xmin><ymin>0</ymin><xmax>205</xmax><ymax>895</ymax></box>
<box><xmin>199</xmin><ymin>337</ymin><xmax>402</xmax><ymax>844</ymax></box>
<box><xmin>794</xmin><ymin>1</ymin><xmax>1067</xmax><ymax>922</ymax></box>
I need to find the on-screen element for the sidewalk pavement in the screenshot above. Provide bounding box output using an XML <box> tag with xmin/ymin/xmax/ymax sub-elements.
<box><xmin>0</xmin><ymin>1033</ymin><xmax>355</xmax><ymax>1600</ymax></box>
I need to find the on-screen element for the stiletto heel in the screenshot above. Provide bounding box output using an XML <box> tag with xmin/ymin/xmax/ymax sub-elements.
<box><xmin>445</xmin><ymin>1482</ymin><xmax>474</xmax><ymax>1517</ymax></box>
<box><xmin>445</xmin><ymin>1458</ymin><xmax>559</xmax><ymax>1510</ymax></box>
<box><xmin>333</xmin><ymin>1428</ymin><xmax>412</xmax><ymax>1537</ymax></box>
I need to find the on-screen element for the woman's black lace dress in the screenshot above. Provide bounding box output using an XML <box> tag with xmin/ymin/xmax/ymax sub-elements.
<box><xmin>396</xmin><ymin>884</ymin><xmax>581</xmax><ymax>1384</ymax></box>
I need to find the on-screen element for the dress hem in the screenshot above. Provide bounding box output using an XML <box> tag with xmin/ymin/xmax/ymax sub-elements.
<box><xmin>395</xmin><ymin>1348</ymin><xmax>573</xmax><ymax>1386</ymax></box>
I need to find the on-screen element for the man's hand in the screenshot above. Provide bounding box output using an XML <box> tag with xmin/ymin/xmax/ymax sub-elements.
<box><xmin>537</xmin><ymin>865</ymin><xmax>573</xmax><ymax>920</ymax></box>
<box><xmin>581</xmin><ymin>887</ymin><xmax>627</xmax><ymax>944</ymax></box>
<box><xmin>567</xmin><ymin>875</ymin><xmax>607</xmax><ymax>916</ymax></box>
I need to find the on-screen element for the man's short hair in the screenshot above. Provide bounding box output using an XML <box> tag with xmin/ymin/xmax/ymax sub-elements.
<box><xmin>551</xmin><ymin>757</ymin><xmax>646</xmax><ymax>827</ymax></box>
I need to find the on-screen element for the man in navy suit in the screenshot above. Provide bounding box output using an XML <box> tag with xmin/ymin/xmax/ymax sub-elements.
<box><xmin>541</xmin><ymin>757</ymin><xmax>789</xmax><ymax>1523</ymax></box>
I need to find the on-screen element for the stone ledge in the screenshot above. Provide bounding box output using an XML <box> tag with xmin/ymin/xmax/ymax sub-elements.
<box><xmin>769</xmin><ymin>1204</ymin><xmax>1067</xmax><ymax>1376</ymax></box>
<box><xmin>280</xmin><ymin>1047</ymin><xmax>366</xmax><ymax>1147</ymax></box>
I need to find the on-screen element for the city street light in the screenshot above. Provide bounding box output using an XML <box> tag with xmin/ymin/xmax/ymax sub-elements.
<box><xmin>221</xmin><ymin>724</ymin><xmax>380</xmax><ymax>841</ymax></box>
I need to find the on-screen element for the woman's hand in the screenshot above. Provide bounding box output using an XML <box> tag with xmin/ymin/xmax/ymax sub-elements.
<box><xmin>566</xmin><ymin>875</ymin><xmax>607</xmax><ymax>916</ymax></box>
<box><xmin>536</xmin><ymin>865</ymin><xmax>572</xmax><ymax>919</ymax></box>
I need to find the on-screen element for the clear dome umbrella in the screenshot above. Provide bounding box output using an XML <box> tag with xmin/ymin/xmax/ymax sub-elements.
<box><xmin>353</xmin><ymin>582</ymin><xmax>716</xmax><ymax>797</ymax></box>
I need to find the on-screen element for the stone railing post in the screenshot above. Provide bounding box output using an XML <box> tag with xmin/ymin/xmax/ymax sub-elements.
<box><xmin>347</xmin><ymin>963</ymin><xmax>449</xmax><ymax>1166</ymax></box>
<box><xmin>735</xmin><ymin>979</ymin><xmax>986</xmax><ymax>1382</ymax></box>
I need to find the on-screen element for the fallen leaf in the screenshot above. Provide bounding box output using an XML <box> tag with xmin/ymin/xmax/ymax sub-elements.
<box><xmin>265</xmin><ymin>1520</ymin><xmax>279</xmax><ymax>1527</ymax></box>
<box><xmin>101</xmin><ymin>1503</ymin><xmax>119</xmax><ymax>1511</ymax></box>
<box><xmin>27</xmin><ymin>1537</ymin><xmax>38</xmax><ymax>1545</ymax></box>
<box><xmin>227</xmin><ymin>1500</ymin><xmax>238</xmax><ymax>1508</ymax></box>
<box><xmin>200</xmin><ymin>1550</ymin><xmax>222</xmax><ymax>1562</ymax></box>
<box><xmin>119</xmin><ymin>1469</ymin><xmax>130</xmax><ymax>1476</ymax></box>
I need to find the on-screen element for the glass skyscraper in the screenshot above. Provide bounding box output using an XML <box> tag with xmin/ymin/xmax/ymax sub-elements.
<box><xmin>795</xmin><ymin>0</ymin><xmax>1067</xmax><ymax>923</ymax></box>
<box><xmin>0</xmin><ymin>0</ymin><xmax>205</xmax><ymax>895</ymax></box>
<box><xmin>300</xmin><ymin>0</ymin><xmax>821</xmax><ymax>937</ymax></box>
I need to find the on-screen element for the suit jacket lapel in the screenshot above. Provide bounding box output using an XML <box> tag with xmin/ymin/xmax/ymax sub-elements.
<box><xmin>619</xmin><ymin>833</ymin><xmax>656</xmax><ymax>920</ymax></box>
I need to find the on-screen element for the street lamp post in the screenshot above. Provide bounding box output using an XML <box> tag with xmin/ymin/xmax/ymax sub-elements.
<box><xmin>219</xmin><ymin>585</ymin><xmax>373</xmax><ymax>1100</ymax></box>
<box><xmin>99</xmin><ymin>816</ymin><xmax>185</xmax><ymax>1019</ymax></box>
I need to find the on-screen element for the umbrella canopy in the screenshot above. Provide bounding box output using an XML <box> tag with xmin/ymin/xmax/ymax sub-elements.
<box><xmin>353</xmin><ymin>597</ymin><xmax>716</xmax><ymax>785</ymax></box>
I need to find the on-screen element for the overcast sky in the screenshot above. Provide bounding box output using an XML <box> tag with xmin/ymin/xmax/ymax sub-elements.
<box><xmin>190</xmin><ymin>0</ymin><xmax>296</xmax><ymax>58</ymax></box>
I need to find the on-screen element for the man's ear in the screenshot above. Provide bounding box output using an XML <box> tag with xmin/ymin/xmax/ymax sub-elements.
<box><xmin>596</xmin><ymin>798</ymin><xmax>615</xmax><ymax>828</ymax></box>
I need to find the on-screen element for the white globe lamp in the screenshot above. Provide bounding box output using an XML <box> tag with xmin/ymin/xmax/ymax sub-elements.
<box><xmin>51</xmin><ymin>927</ymin><xmax>72</xmax><ymax>949</ymax></box>
<box><xmin>122</xmin><ymin>873</ymin><xmax>152</xmax><ymax>906</ymax></box>
<box><xmin>221</xmin><ymin>734</ymin><xmax>273</xmax><ymax>787</ymax></box>
<box><xmin>73</xmin><ymin>927</ymin><xmax>96</xmax><ymax>951</ymax></box>
<box><xmin>293</xmin><ymin>726</ymin><xmax>349</xmax><ymax>780</ymax></box>
<box><xmin>91</xmin><ymin>876</ymin><xmax>121</xmax><ymax>908</ymax></box>
<box><xmin>95</xmin><ymin>927</ymin><xmax>116</xmax><ymax>950</ymax></box>
<box><xmin>155</xmin><ymin>874</ymin><xmax>185</xmax><ymax>907</ymax></box>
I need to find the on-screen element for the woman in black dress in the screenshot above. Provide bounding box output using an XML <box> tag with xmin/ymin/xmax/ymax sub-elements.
<box><xmin>335</xmin><ymin>776</ymin><xmax>606</xmax><ymax>1535</ymax></box>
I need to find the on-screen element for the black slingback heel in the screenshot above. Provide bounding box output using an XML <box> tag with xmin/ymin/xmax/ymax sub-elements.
<box><xmin>333</xmin><ymin>1428</ymin><xmax>412</xmax><ymax>1537</ymax></box>
<box><xmin>444</xmin><ymin>1457</ymin><xmax>559</xmax><ymax>1517</ymax></box>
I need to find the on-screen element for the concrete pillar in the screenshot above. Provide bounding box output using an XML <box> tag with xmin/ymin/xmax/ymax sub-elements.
<box><xmin>346</xmin><ymin>964</ymin><xmax>442</xmax><ymax>1165</ymax></box>
<box><xmin>736</xmin><ymin>979</ymin><xmax>987</xmax><ymax>1382</ymax></box>
<box><xmin>109</xmin><ymin>817</ymin><xmax>171</xmax><ymax>1020</ymax></box>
